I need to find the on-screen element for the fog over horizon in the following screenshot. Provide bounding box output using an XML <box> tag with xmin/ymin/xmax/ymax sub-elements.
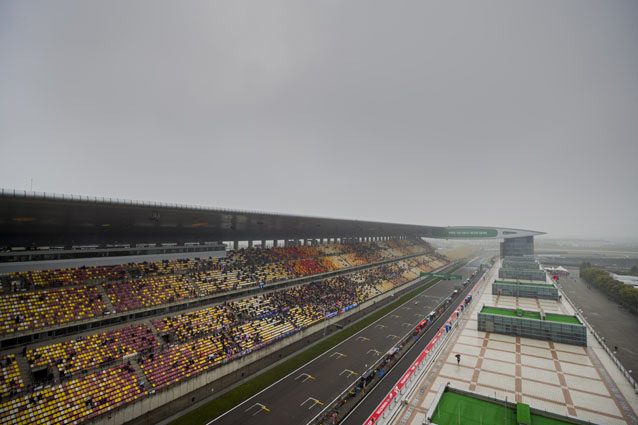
<box><xmin>1</xmin><ymin>1</ymin><xmax>637</xmax><ymax>241</ymax></box>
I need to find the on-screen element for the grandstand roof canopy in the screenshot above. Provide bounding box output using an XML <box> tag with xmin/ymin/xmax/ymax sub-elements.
<box><xmin>0</xmin><ymin>189</ymin><xmax>544</xmax><ymax>247</ymax></box>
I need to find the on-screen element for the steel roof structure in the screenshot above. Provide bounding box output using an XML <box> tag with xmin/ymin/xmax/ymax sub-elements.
<box><xmin>0</xmin><ymin>189</ymin><xmax>544</xmax><ymax>247</ymax></box>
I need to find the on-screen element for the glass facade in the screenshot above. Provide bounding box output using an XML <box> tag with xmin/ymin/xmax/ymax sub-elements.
<box><xmin>492</xmin><ymin>281</ymin><xmax>559</xmax><ymax>300</ymax></box>
<box><xmin>478</xmin><ymin>309</ymin><xmax>587</xmax><ymax>346</ymax></box>
<box><xmin>499</xmin><ymin>267</ymin><xmax>547</xmax><ymax>281</ymax></box>
<box><xmin>502</xmin><ymin>258</ymin><xmax>539</xmax><ymax>270</ymax></box>
<box><xmin>500</xmin><ymin>236</ymin><xmax>534</xmax><ymax>257</ymax></box>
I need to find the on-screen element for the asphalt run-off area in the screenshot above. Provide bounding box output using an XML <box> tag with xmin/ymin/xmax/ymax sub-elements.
<box><xmin>559</xmin><ymin>267</ymin><xmax>638</xmax><ymax>384</ymax></box>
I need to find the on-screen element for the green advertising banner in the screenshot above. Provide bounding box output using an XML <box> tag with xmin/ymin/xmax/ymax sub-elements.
<box><xmin>444</xmin><ymin>227</ymin><xmax>499</xmax><ymax>238</ymax></box>
<box><xmin>420</xmin><ymin>272</ymin><xmax>463</xmax><ymax>280</ymax></box>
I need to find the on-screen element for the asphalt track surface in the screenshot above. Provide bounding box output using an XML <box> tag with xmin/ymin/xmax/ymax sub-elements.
<box><xmin>210</xmin><ymin>258</ymin><xmax>484</xmax><ymax>425</ymax></box>
<box><xmin>341</xmin><ymin>257</ymin><xmax>485</xmax><ymax>425</ymax></box>
<box><xmin>559</xmin><ymin>268</ymin><xmax>638</xmax><ymax>383</ymax></box>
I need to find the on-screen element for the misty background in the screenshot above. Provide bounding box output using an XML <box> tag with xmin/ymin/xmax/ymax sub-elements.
<box><xmin>1</xmin><ymin>1</ymin><xmax>637</xmax><ymax>240</ymax></box>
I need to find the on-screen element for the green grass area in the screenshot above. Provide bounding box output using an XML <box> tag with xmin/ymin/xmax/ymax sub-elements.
<box><xmin>501</xmin><ymin>266</ymin><xmax>541</xmax><ymax>271</ymax></box>
<box><xmin>494</xmin><ymin>280</ymin><xmax>551</xmax><ymax>287</ymax></box>
<box><xmin>432</xmin><ymin>391</ymin><xmax>516</xmax><ymax>425</ymax></box>
<box><xmin>432</xmin><ymin>391</ymin><xmax>581</xmax><ymax>425</ymax></box>
<box><xmin>480</xmin><ymin>306</ymin><xmax>580</xmax><ymax>325</ymax></box>
<box><xmin>545</xmin><ymin>313</ymin><xmax>581</xmax><ymax>325</ymax></box>
<box><xmin>169</xmin><ymin>266</ymin><xmax>462</xmax><ymax>425</ymax></box>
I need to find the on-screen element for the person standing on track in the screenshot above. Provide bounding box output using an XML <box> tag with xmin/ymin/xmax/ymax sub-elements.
<box><xmin>455</xmin><ymin>354</ymin><xmax>461</xmax><ymax>365</ymax></box>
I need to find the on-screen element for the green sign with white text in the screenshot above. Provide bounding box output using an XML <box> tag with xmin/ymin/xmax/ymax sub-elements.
<box><xmin>420</xmin><ymin>272</ymin><xmax>463</xmax><ymax>280</ymax></box>
<box><xmin>443</xmin><ymin>227</ymin><xmax>498</xmax><ymax>238</ymax></box>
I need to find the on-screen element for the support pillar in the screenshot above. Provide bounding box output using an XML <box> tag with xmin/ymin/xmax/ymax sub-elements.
<box><xmin>233</xmin><ymin>241</ymin><xmax>239</xmax><ymax>250</ymax></box>
<box><xmin>248</xmin><ymin>240</ymin><xmax>253</xmax><ymax>248</ymax></box>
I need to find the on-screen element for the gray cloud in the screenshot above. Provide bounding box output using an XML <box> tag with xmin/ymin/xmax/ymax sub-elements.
<box><xmin>1</xmin><ymin>0</ymin><xmax>637</xmax><ymax>239</ymax></box>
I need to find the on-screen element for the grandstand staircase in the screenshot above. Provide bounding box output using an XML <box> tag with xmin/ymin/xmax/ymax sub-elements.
<box><xmin>129</xmin><ymin>359</ymin><xmax>150</xmax><ymax>389</ymax></box>
<box><xmin>95</xmin><ymin>284</ymin><xmax>117</xmax><ymax>313</ymax></box>
<box><xmin>51</xmin><ymin>365</ymin><xmax>61</xmax><ymax>385</ymax></box>
<box><xmin>15</xmin><ymin>354</ymin><xmax>33</xmax><ymax>387</ymax></box>
<box><xmin>1</xmin><ymin>279</ymin><xmax>11</xmax><ymax>292</ymax></box>
<box><xmin>146</xmin><ymin>320</ymin><xmax>162</xmax><ymax>338</ymax></box>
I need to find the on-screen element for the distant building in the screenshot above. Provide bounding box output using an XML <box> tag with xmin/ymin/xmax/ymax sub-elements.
<box><xmin>500</xmin><ymin>235</ymin><xmax>534</xmax><ymax>257</ymax></box>
<box><xmin>611</xmin><ymin>273</ymin><xmax>638</xmax><ymax>288</ymax></box>
<box><xmin>545</xmin><ymin>266</ymin><xmax>569</xmax><ymax>276</ymax></box>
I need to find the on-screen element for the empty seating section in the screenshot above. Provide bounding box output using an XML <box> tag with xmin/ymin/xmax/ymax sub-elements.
<box><xmin>104</xmin><ymin>275</ymin><xmax>198</xmax><ymax>311</ymax></box>
<box><xmin>1</xmin><ymin>355</ymin><xmax>24</xmax><ymax>398</ymax></box>
<box><xmin>139</xmin><ymin>335</ymin><xmax>233</xmax><ymax>389</ymax></box>
<box><xmin>0</xmin><ymin>366</ymin><xmax>144</xmax><ymax>425</ymax></box>
<box><xmin>154</xmin><ymin>306</ymin><xmax>236</xmax><ymax>342</ymax></box>
<box><xmin>289</xmin><ymin>258</ymin><xmax>328</xmax><ymax>275</ymax></box>
<box><xmin>235</xmin><ymin>314</ymin><xmax>296</xmax><ymax>349</ymax></box>
<box><xmin>10</xmin><ymin>266</ymin><xmax>127</xmax><ymax>289</ymax></box>
<box><xmin>26</xmin><ymin>325</ymin><xmax>159</xmax><ymax>376</ymax></box>
<box><xmin>0</xmin><ymin>287</ymin><xmax>105</xmax><ymax>335</ymax></box>
<box><xmin>230</xmin><ymin>295</ymin><xmax>279</xmax><ymax>320</ymax></box>
<box><xmin>9</xmin><ymin>259</ymin><xmax>208</xmax><ymax>290</ymax></box>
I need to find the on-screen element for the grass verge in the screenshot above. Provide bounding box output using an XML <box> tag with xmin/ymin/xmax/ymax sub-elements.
<box><xmin>170</xmin><ymin>264</ymin><xmax>462</xmax><ymax>425</ymax></box>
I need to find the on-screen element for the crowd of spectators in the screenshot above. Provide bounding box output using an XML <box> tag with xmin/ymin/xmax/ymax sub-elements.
<box><xmin>154</xmin><ymin>306</ymin><xmax>236</xmax><ymax>343</ymax></box>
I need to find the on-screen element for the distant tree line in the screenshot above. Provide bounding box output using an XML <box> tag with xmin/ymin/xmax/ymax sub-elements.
<box><xmin>580</xmin><ymin>263</ymin><xmax>638</xmax><ymax>314</ymax></box>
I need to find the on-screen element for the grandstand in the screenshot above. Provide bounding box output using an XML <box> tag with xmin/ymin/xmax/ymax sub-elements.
<box><xmin>0</xmin><ymin>241</ymin><xmax>443</xmax><ymax>424</ymax></box>
<box><xmin>0</xmin><ymin>190</ymin><xmax>545</xmax><ymax>425</ymax></box>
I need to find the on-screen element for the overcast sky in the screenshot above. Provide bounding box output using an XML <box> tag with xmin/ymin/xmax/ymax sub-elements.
<box><xmin>1</xmin><ymin>1</ymin><xmax>637</xmax><ymax>240</ymax></box>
